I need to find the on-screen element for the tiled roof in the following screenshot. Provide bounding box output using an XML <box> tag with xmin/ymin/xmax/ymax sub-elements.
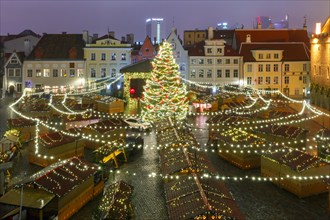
<box><xmin>187</xmin><ymin>41</ymin><xmax>239</xmax><ymax>56</ymax></box>
<box><xmin>92</xmin><ymin>34</ymin><xmax>119</xmax><ymax>43</ymax></box>
<box><xmin>16</xmin><ymin>157</ymin><xmax>98</xmax><ymax>197</ymax></box>
<box><xmin>254</xmin><ymin>124</ymin><xmax>307</xmax><ymax>139</ymax></box>
<box><xmin>263</xmin><ymin>147</ymin><xmax>326</xmax><ymax>172</ymax></box>
<box><xmin>39</xmin><ymin>129</ymin><xmax>80</xmax><ymax>148</ymax></box>
<box><xmin>234</xmin><ymin>29</ymin><xmax>310</xmax><ymax>48</ymax></box>
<box><xmin>239</xmin><ymin>42</ymin><xmax>310</xmax><ymax>62</ymax></box>
<box><xmin>26</xmin><ymin>34</ymin><xmax>85</xmax><ymax>60</ymax></box>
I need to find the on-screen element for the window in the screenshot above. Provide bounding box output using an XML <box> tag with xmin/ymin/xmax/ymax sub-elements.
<box><xmin>190</xmin><ymin>69</ymin><xmax>196</xmax><ymax>78</ymax></box>
<box><xmin>69</xmin><ymin>63</ymin><xmax>75</xmax><ymax>68</ymax></box>
<box><xmin>266</xmin><ymin>54</ymin><xmax>271</xmax><ymax>59</ymax></box>
<box><xmin>217</xmin><ymin>59</ymin><xmax>222</xmax><ymax>64</ymax></box>
<box><xmin>217</xmin><ymin>48</ymin><xmax>222</xmax><ymax>54</ymax></box>
<box><xmin>274</xmin><ymin>76</ymin><xmax>279</xmax><ymax>84</ymax></box>
<box><xmin>10</xmin><ymin>56</ymin><xmax>18</xmax><ymax>64</ymax></box>
<box><xmin>233</xmin><ymin>59</ymin><xmax>238</xmax><ymax>64</ymax></box>
<box><xmin>100</xmin><ymin>68</ymin><xmax>106</xmax><ymax>77</ymax></box>
<box><xmin>36</xmin><ymin>69</ymin><xmax>42</xmax><ymax>77</ymax></box>
<box><xmin>91</xmin><ymin>53</ymin><xmax>96</xmax><ymax>61</ymax></box>
<box><xmin>198</xmin><ymin>69</ymin><xmax>204</xmax><ymax>78</ymax></box>
<box><xmin>15</xmin><ymin>69</ymin><xmax>21</xmax><ymax>77</ymax></box>
<box><xmin>284</xmin><ymin>76</ymin><xmax>289</xmax><ymax>84</ymax></box>
<box><xmin>70</xmin><ymin>69</ymin><xmax>75</xmax><ymax>77</ymax></box>
<box><xmin>191</xmin><ymin>59</ymin><xmax>196</xmax><ymax>65</ymax></box>
<box><xmin>111</xmin><ymin>68</ymin><xmax>116</xmax><ymax>78</ymax></box>
<box><xmin>17</xmin><ymin>83</ymin><xmax>22</xmax><ymax>92</ymax></box>
<box><xmin>77</xmin><ymin>69</ymin><xmax>84</xmax><ymax>77</ymax></box>
<box><xmin>207</xmin><ymin>69</ymin><xmax>212</xmax><ymax>78</ymax></box>
<box><xmin>90</xmin><ymin>68</ymin><xmax>96</xmax><ymax>78</ymax></box>
<box><xmin>225</xmin><ymin>59</ymin><xmax>230</xmax><ymax>64</ymax></box>
<box><xmin>258</xmin><ymin>76</ymin><xmax>263</xmax><ymax>85</ymax></box>
<box><xmin>100</xmin><ymin>53</ymin><xmax>106</xmax><ymax>61</ymax></box>
<box><xmin>258</xmin><ymin>64</ymin><xmax>263</xmax><ymax>72</ymax></box>
<box><xmin>121</xmin><ymin>53</ymin><xmax>126</xmax><ymax>61</ymax></box>
<box><xmin>247</xmin><ymin>64</ymin><xmax>252</xmax><ymax>72</ymax></box>
<box><xmin>247</xmin><ymin>77</ymin><xmax>252</xmax><ymax>85</ymax></box>
<box><xmin>180</xmin><ymin>63</ymin><xmax>186</xmax><ymax>71</ymax></box>
<box><xmin>198</xmin><ymin>59</ymin><xmax>204</xmax><ymax>65</ymax></box>
<box><xmin>207</xmin><ymin>59</ymin><xmax>212</xmax><ymax>65</ymax></box>
<box><xmin>8</xmin><ymin>69</ymin><xmax>14</xmax><ymax>77</ymax></box>
<box><xmin>258</xmin><ymin>54</ymin><xmax>264</xmax><ymax>59</ymax></box>
<box><xmin>217</xmin><ymin>69</ymin><xmax>222</xmax><ymax>78</ymax></box>
<box><xmin>111</xmin><ymin>53</ymin><xmax>116</xmax><ymax>60</ymax></box>
<box><xmin>265</xmin><ymin>76</ymin><xmax>271</xmax><ymax>84</ymax></box>
<box><xmin>303</xmin><ymin>64</ymin><xmax>307</xmax><ymax>71</ymax></box>
<box><xmin>27</xmin><ymin>69</ymin><xmax>33</xmax><ymax>77</ymax></box>
<box><xmin>225</xmin><ymin>69</ymin><xmax>230</xmax><ymax>78</ymax></box>
<box><xmin>53</xmin><ymin>69</ymin><xmax>58</xmax><ymax>77</ymax></box>
<box><xmin>274</xmin><ymin>64</ymin><xmax>279</xmax><ymax>72</ymax></box>
<box><xmin>61</xmin><ymin>69</ymin><xmax>67</xmax><ymax>77</ymax></box>
<box><xmin>266</xmin><ymin>64</ymin><xmax>270</xmax><ymax>72</ymax></box>
<box><xmin>207</xmin><ymin>48</ymin><xmax>212</xmax><ymax>54</ymax></box>
<box><xmin>233</xmin><ymin>69</ymin><xmax>238</xmax><ymax>78</ymax></box>
<box><xmin>284</xmin><ymin>64</ymin><xmax>290</xmax><ymax>72</ymax></box>
<box><xmin>43</xmin><ymin>69</ymin><xmax>50</xmax><ymax>77</ymax></box>
<box><xmin>303</xmin><ymin>76</ymin><xmax>307</xmax><ymax>83</ymax></box>
<box><xmin>274</xmin><ymin>53</ymin><xmax>279</xmax><ymax>59</ymax></box>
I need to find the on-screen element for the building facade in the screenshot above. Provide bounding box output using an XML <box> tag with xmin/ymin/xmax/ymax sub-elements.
<box><xmin>188</xmin><ymin>28</ymin><xmax>242</xmax><ymax>86</ymax></box>
<box><xmin>84</xmin><ymin>34</ymin><xmax>132</xmax><ymax>92</ymax></box>
<box><xmin>22</xmin><ymin>33</ymin><xmax>86</xmax><ymax>93</ymax></box>
<box><xmin>131</xmin><ymin>36</ymin><xmax>156</xmax><ymax>64</ymax></box>
<box><xmin>310</xmin><ymin>17</ymin><xmax>330</xmax><ymax>110</ymax></box>
<box><xmin>3</xmin><ymin>52</ymin><xmax>24</xmax><ymax>96</ymax></box>
<box><xmin>167</xmin><ymin>28</ymin><xmax>189</xmax><ymax>79</ymax></box>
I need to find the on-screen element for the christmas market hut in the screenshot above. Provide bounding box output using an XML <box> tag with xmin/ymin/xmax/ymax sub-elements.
<box><xmin>29</xmin><ymin>128</ymin><xmax>84</xmax><ymax>167</ymax></box>
<box><xmin>0</xmin><ymin>157</ymin><xmax>103</xmax><ymax>220</ymax></box>
<box><xmin>96</xmin><ymin>96</ymin><xmax>125</xmax><ymax>114</ymax></box>
<box><xmin>261</xmin><ymin>146</ymin><xmax>330</xmax><ymax>198</ymax></box>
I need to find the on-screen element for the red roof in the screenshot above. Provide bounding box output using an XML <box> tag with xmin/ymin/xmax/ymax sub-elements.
<box><xmin>33</xmin><ymin>157</ymin><xmax>98</xmax><ymax>197</ymax></box>
<box><xmin>234</xmin><ymin>29</ymin><xmax>310</xmax><ymax>49</ymax></box>
<box><xmin>39</xmin><ymin>130</ymin><xmax>80</xmax><ymax>148</ymax></box>
<box><xmin>239</xmin><ymin>42</ymin><xmax>310</xmax><ymax>62</ymax></box>
<box><xmin>8</xmin><ymin>118</ymin><xmax>36</xmax><ymax>127</ymax></box>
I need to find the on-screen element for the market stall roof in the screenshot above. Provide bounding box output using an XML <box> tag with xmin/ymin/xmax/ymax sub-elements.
<box><xmin>85</xmin><ymin>119</ymin><xmax>128</xmax><ymax>133</ymax></box>
<box><xmin>0</xmin><ymin>187</ymin><xmax>55</xmax><ymax>210</ymax></box>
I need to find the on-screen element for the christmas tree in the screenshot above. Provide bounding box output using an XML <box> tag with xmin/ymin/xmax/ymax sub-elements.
<box><xmin>141</xmin><ymin>41</ymin><xmax>188</xmax><ymax>122</ymax></box>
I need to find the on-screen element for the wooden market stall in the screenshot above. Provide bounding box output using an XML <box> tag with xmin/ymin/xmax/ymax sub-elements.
<box><xmin>0</xmin><ymin>157</ymin><xmax>104</xmax><ymax>220</ymax></box>
<box><xmin>96</xmin><ymin>96</ymin><xmax>125</xmax><ymax>114</ymax></box>
<box><xmin>29</xmin><ymin>128</ymin><xmax>84</xmax><ymax>167</ymax></box>
<box><xmin>261</xmin><ymin>146</ymin><xmax>330</xmax><ymax>198</ymax></box>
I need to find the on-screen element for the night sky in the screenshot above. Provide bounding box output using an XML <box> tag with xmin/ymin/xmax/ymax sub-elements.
<box><xmin>1</xmin><ymin>0</ymin><xmax>329</xmax><ymax>41</ymax></box>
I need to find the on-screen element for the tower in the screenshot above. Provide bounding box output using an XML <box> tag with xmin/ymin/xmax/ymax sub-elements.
<box><xmin>146</xmin><ymin>18</ymin><xmax>164</xmax><ymax>44</ymax></box>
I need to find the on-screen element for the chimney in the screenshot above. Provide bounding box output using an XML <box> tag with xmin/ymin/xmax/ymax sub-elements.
<box><xmin>82</xmin><ymin>30</ymin><xmax>89</xmax><ymax>43</ymax></box>
<box><xmin>208</xmin><ymin>27</ymin><xmax>214</xmax><ymax>40</ymax></box>
<box><xmin>257</xmin><ymin>22</ymin><xmax>262</xmax><ymax>29</ymax></box>
<box><xmin>24</xmin><ymin>39</ymin><xmax>31</xmax><ymax>57</ymax></box>
<box><xmin>246</xmin><ymin>34</ymin><xmax>251</xmax><ymax>43</ymax></box>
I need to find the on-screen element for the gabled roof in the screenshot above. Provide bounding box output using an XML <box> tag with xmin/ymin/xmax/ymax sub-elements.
<box><xmin>120</xmin><ymin>59</ymin><xmax>153</xmax><ymax>73</ymax></box>
<box><xmin>26</xmin><ymin>34</ymin><xmax>85</xmax><ymax>60</ymax></box>
<box><xmin>1</xmin><ymin>29</ymin><xmax>40</xmax><ymax>43</ymax></box>
<box><xmin>234</xmin><ymin>29</ymin><xmax>310</xmax><ymax>48</ymax></box>
<box><xmin>239</xmin><ymin>42</ymin><xmax>310</xmax><ymax>62</ymax></box>
<box><xmin>321</xmin><ymin>16</ymin><xmax>330</xmax><ymax>33</ymax></box>
<box><xmin>93</xmin><ymin>34</ymin><xmax>119</xmax><ymax>43</ymax></box>
<box><xmin>4</xmin><ymin>52</ymin><xmax>25</xmax><ymax>66</ymax></box>
<box><xmin>13</xmin><ymin>157</ymin><xmax>98</xmax><ymax>197</ymax></box>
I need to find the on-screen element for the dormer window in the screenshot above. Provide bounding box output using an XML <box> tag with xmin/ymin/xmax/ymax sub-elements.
<box><xmin>274</xmin><ymin>53</ymin><xmax>279</xmax><ymax>59</ymax></box>
<box><xmin>266</xmin><ymin>53</ymin><xmax>271</xmax><ymax>59</ymax></box>
<box><xmin>207</xmin><ymin>48</ymin><xmax>212</xmax><ymax>54</ymax></box>
<box><xmin>258</xmin><ymin>54</ymin><xmax>264</xmax><ymax>59</ymax></box>
<box><xmin>10</xmin><ymin>56</ymin><xmax>18</xmax><ymax>64</ymax></box>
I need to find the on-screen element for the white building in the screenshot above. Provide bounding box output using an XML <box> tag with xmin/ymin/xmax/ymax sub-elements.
<box><xmin>22</xmin><ymin>33</ymin><xmax>86</xmax><ymax>93</ymax></box>
<box><xmin>167</xmin><ymin>28</ymin><xmax>188</xmax><ymax>79</ymax></box>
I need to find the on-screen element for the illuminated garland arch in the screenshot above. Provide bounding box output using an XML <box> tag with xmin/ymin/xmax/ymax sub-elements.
<box><xmin>123</xmin><ymin>72</ymin><xmax>151</xmax><ymax>103</ymax></box>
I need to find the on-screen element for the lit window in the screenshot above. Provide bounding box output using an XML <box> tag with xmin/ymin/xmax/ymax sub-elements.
<box><xmin>36</xmin><ymin>69</ymin><xmax>42</xmax><ymax>77</ymax></box>
<box><xmin>198</xmin><ymin>59</ymin><xmax>204</xmax><ymax>65</ymax></box>
<box><xmin>77</xmin><ymin>69</ymin><xmax>84</xmax><ymax>77</ymax></box>
<box><xmin>61</xmin><ymin>69</ymin><xmax>67</xmax><ymax>77</ymax></box>
<box><xmin>43</xmin><ymin>69</ymin><xmax>50</xmax><ymax>77</ymax></box>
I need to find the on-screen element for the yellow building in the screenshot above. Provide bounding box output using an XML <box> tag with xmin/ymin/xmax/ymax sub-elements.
<box><xmin>310</xmin><ymin>17</ymin><xmax>330</xmax><ymax>110</ymax></box>
<box><xmin>84</xmin><ymin>34</ymin><xmax>132</xmax><ymax>90</ymax></box>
